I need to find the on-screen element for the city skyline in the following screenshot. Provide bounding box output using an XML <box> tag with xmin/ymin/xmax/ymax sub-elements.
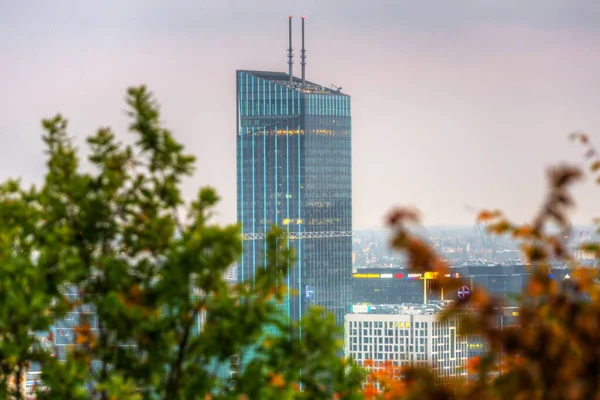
<box><xmin>2</xmin><ymin>1</ymin><xmax>600</xmax><ymax>227</ymax></box>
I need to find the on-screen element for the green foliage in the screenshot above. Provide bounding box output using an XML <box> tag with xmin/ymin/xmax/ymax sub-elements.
<box><xmin>0</xmin><ymin>86</ymin><xmax>364</xmax><ymax>399</ymax></box>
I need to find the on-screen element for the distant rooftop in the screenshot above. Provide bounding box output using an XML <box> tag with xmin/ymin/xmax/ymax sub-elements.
<box><xmin>348</xmin><ymin>301</ymin><xmax>453</xmax><ymax>316</ymax></box>
<box><xmin>238</xmin><ymin>70</ymin><xmax>348</xmax><ymax>96</ymax></box>
<box><xmin>348</xmin><ymin>302</ymin><xmax>520</xmax><ymax>317</ymax></box>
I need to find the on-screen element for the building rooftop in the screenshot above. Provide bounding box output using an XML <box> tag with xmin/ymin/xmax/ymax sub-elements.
<box><xmin>348</xmin><ymin>301</ymin><xmax>454</xmax><ymax>316</ymax></box>
<box><xmin>238</xmin><ymin>70</ymin><xmax>348</xmax><ymax>96</ymax></box>
<box><xmin>348</xmin><ymin>302</ymin><xmax>520</xmax><ymax>317</ymax></box>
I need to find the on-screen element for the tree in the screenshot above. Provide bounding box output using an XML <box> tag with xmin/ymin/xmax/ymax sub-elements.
<box><xmin>364</xmin><ymin>134</ymin><xmax>600</xmax><ymax>399</ymax></box>
<box><xmin>0</xmin><ymin>86</ymin><xmax>365</xmax><ymax>400</ymax></box>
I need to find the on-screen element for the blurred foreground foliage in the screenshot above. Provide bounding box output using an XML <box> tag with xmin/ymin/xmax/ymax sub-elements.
<box><xmin>2</xmin><ymin>85</ymin><xmax>600</xmax><ymax>400</ymax></box>
<box><xmin>364</xmin><ymin>132</ymin><xmax>600</xmax><ymax>400</ymax></box>
<box><xmin>0</xmin><ymin>86</ymin><xmax>365</xmax><ymax>399</ymax></box>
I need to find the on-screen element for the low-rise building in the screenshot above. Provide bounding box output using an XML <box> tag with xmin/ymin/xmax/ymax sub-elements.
<box><xmin>344</xmin><ymin>303</ymin><xmax>468</xmax><ymax>382</ymax></box>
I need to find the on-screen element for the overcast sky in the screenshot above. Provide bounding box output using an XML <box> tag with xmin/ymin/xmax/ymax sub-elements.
<box><xmin>1</xmin><ymin>0</ymin><xmax>600</xmax><ymax>228</ymax></box>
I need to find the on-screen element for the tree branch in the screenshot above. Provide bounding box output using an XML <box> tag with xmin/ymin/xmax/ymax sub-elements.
<box><xmin>164</xmin><ymin>299</ymin><xmax>204</xmax><ymax>399</ymax></box>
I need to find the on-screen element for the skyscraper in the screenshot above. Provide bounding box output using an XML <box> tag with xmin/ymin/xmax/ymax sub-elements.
<box><xmin>236</xmin><ymin>17</ymin><xmax>352</xmax><ymax>328</ymax></box>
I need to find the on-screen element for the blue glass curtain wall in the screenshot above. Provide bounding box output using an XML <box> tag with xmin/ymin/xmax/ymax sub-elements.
<box><xmin>236</xmin><ymin>71</ymin><xmax>352</xmax><ymax>328</ymax></box>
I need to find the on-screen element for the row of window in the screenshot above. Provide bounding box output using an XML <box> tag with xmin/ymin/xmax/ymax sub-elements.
<box><xmin>351</xmin><ymin>336</ymin><xmax>428</xmax><ymax>345</ymax></box>
<box><xmin>235</xmin><ymin>162</ymin><xmax>351</xmax><ymax>175</ymax></box>
<box><xmin>239</xmin><ymin>117</ymin><xmax>351</xmax><ymax>129</ymax></box>
<box><xmin>348</xmin><ymin>320</ymin><xmax>455</xmax><ymax>330</ymax></box>
<box><xmin>238</xmin><ymin>99</ymin><xmax>350</xmax><ymax>118</ymax></box>
<box><xmin>237</xmin><ymin>75</ymin><xmax>350</xmax><ymax>117</ymax></box>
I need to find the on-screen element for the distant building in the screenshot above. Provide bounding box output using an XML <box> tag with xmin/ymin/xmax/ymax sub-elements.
<box><xmin>344</xmin><ymin>303</ymin><xmax>468</xmax><ymax>382</ymax></box>
<box><xmin>352</xmin><ymin>264</ymin><xmax>572</xmax><ymax>306</ymax></box>
<box><xmin>454</xmin><ymin>264</ymin><xmax>571</xmax><ymax>306</ymax></box>
<box><xmin>351</xmin><ymin>268</ymin><xmax>461</xmax><ymax>305</ymax></box>
<box><xmin>48</xmin><ymin>263</ymin><xmax>240</xmax><ymax>385</ymax></box>
<box><xmin>25</xmin><ymin>333</ymin><xmax>53</xmax><ymax>396</ymax></box>
<box><xmin>223</xmin><ymin>264</ymin><xmax>238</xmax><ymax>284</ymax></box>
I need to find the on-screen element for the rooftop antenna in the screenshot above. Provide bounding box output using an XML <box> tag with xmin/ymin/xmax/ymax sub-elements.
<box><xmin>287</xmin><ymin>16</ymin><xmax>294</xmax><ymax>85</ymax></box>
<box><xmin>301</xmin><ymin>16</ymin><xmax>307</xmax><ymax>85</ymax></box>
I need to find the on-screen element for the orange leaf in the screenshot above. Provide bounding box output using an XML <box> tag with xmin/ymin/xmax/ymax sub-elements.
<box><xmin>363</xmin><ymin>385</ymin><xmax>378</xmax><ymax>399</ymax></box>
<box><xmin>269</xmin><ymin>373</ymin><xmax>286</xmax><ymax>388</ymax></box>
<box><xmin>467</xmin><ymin>356</ymin><xmax>481</xmax><ymax>374</ymax></box>
<box><xmin>526</xmin><ymin>279</ymin><xmax>545</xmax><ymax>297</ymax></box>
<box><xmin>512</xmin><ymin>225</ymin><xmax>533</xmax><ymax>239</ymax></box>
<box><xmin>477</xmin><ymin>210</ymin><xmax>500</xmax><ymax>221</ymax></box>
<box><xmin>386</xmin><ymin>207</ymin><xmax>420</xmax><ymax>226</ymax></box>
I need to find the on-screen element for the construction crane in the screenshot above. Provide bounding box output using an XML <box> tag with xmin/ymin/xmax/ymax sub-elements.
<box><xmin>475</xmin><ymin>220</ymin><xmax>498</xmax><ymax>256</ymax></box>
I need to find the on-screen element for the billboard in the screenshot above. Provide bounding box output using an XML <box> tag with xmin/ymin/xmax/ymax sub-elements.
<box><xmin>352</xmin><ymin>272</ymin><xmax>460</xmax><ymax>280</ymax></box>
<box><xmin>350</xmin><ymin>304</ymin><xmax>371</xmax><ymax>313</ymax></box>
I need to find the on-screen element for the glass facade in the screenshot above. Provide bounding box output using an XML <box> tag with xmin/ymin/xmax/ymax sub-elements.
<box><xmin>236</xmin><ymin>70</ymin><xmax>352</xmax><ymax>328</ymax></box>
<box><xmin>53</xmin><ymin>285</ymin><xmax>101</xmax><ymax>364</ymax></box>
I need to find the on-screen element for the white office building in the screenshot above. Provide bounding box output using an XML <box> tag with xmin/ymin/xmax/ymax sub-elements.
<box><xmin>344</xmin><ymin>303</ymin><xmax>468</xmax><ymax>381</ymax></box>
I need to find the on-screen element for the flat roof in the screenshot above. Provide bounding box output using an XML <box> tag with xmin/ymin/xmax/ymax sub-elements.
<box><xmin>346</xmin><ymin>302</ymin><xmax>519</xmax><ymax>316</ymax></box>
<box><xmin>347</xmin><ymin>302</ymin><xmax>451</xmax><ymax>316</ymax></box>
<box><xmin>237</xmin><ymin>70</ymin><xmax>348</xmax><ymax>96</ymax></box>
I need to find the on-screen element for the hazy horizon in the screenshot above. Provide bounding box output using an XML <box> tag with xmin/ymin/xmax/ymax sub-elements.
<box><xmin>2</xmin><ymin>0</ymin><xmax>600</xmax><ymax>228</ymax></box>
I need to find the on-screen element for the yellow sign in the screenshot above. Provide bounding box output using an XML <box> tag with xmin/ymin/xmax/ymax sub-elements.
<box><xmin>353</xmin><ymin>273</ymin><xmax>380</xmax><ymax>279</ymax></box>
<box><xmin>353</xmin><ymin>272</ymin><xmax>460</xmax><ymax>280</ymax></box>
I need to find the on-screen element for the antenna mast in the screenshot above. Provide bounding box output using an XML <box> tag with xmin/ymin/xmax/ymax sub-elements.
<box><xmin>301</xmin><ymin>16</ymin><xmax>307</xmax><ymax>85</ymax></box>
<box><xmin>287</xmin><ymin>16</ymin><xmax>294</xmax><ymax>85</ymax></box>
